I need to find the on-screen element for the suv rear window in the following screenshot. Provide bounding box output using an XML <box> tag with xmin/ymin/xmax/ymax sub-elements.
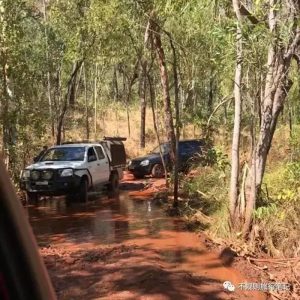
<box><xmin>151</xmin><ymin>144</ymin><xmax>169</xmax><ymax>154</ymax></box>
<box><xmin>179</xmin><ymin>140</ymin><xmax>204</xmax><ymax>155</ymax></box>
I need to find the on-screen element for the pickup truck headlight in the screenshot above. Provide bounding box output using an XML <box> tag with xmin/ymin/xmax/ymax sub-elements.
<box><xmin>22</xmin><ymin>170</ymin><xmax>30</xmax><ymax>179</ymax></box>
<box><xmin>42</xmin><ymin>170</ymin><xmax>53</xmax><ymax>180</ymax></box>
<box><xmin>60</xmin><ymin>168</ymin><xmax>73</xmax><ymax>177</ymax></box>
<box><xmin>140</xmin><ymin>160</ymin><xmax>149</xmax><ymax>166</ymax></box>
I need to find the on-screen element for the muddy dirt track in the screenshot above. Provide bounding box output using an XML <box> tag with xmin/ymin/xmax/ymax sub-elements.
<box><xmin>25</xmin><ymin>173</ymin><xmax>267</xmax><ymax>300</ymax></box>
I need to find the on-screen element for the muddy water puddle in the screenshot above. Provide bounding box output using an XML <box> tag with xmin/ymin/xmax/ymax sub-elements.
<box><xmin>26</xmin><ymin>193</ymin><xmax>173</xmax><ymax>247</ymax></box>
<box><xmin>26</xmin><ymin>187</ymin><xmax>266</xmax><ymax>299</ymax></box>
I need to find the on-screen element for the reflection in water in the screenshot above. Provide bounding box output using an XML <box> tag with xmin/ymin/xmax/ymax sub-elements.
<box><xmin>26</xmin><ymin>192</ymin><xmax>172</xmax><ymax>246</ymax></box>
<box><xmin>147</xmin><ymin>200</ymin><xmax>152</xmax><ymax>212</ymax></box>
<box><xmin>93</xmin><ymin>208</ymin><xmax>115</xmax><ymax>244</ymax></box>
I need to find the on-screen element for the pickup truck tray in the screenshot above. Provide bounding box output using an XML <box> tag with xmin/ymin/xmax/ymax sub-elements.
<box><xmin>100</xmin><ymin>137</ymin><xmax>126</xmax><ymax>169</ymax></box>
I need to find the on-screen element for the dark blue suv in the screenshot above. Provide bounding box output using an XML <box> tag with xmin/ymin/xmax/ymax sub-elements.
<box><xmin>128</xmin><ymin>139</ymin><xmax>206</xmax><ymax>178</ymax></box>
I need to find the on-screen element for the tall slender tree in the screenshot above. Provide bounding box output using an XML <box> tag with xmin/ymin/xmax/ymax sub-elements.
<box><xmin>148</xmin><ymin>15</ymin><xmax>176</xmax><ymax>172</ymax></box>
<box><xmin>230</xmin><ymin>0</ymin><xmax>244</xmax><ymax>226</ymax></box>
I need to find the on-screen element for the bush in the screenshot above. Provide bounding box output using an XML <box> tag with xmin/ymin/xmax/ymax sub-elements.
<box><xmin>178</xmin><ymin>146</ymin><xmax>231</xmax><ymax>233</ymax></box>
<box><xmin>255</xmin><ymin>162</ymin><xmax>300</xmax><ymax>256</ymax></box>
<box><xmin>179</xmin><ymin>164</ymin><xmax>229</xmax><ymax>233</ymax></box>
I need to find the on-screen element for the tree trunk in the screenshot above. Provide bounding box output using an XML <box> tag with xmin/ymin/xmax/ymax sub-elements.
<box><xmin>1</xmin><ymin>54</ymin><xmax>14</xmax><ymax>166</ymax></box>
<box><xmin>113</xmin><ymin>65</ymin><xmax>119</xmax><ymax>101</ymax></box>
<box><xmin>94</xmin><ymin>63</ymin><xmax>98</xmax><ymax>139</ymax></box>
<box><xmin>42</xmin><ymin>0</ymin><xmax>55</xmax><ymax>142</ymax></box>
<box><xmin>56</xmin><ymin>60</ymin><xmax>83</xmax><ymax>145</ymax></box>
<box><xmin>75</xmin><ymin>63</ymin><xmax>83</xmax><ymax>100</ymax></box>
<box><xmin>254</xmin><ymin>66</ymin><xmax>293</xmax><ymax>190</ymax></box>
<box><xmin>208</xmin><ymin>74</ymin><xmax>214</xmax><ymax>116</ymax></box>
<box><xmin>243</xmin><ymin>89</ymin><xmax>257</xmax><ymax>237</ymax></box>
<box><xmin>288</xmin><ymin>102</ymin><xmax>293</xmax><ymax>138</ymax></box>
<box><xmin>1</xmin><ymin>53</ymin><xmax>9</xmax><ymax>153</ymax></box>
<box><xmin>124</xmin><ymin>60</ymin><xmax>139</xmax><ymax>138</ymax></box>
<box><xmin>254</xmin><ymin>5</ymin><xmax>299</xmax><ymax>192</ymax></box>
<box><xmin>242</xmin><ymin>0</ymin><xmax>300</xmax><ymax>235</ymax></box>
<box><xmin>0</xmin><ymin>2</ymin><xmax>17</xmax><ymax>171</ymax></box>
<box><xmin>126</xmin><ymin>103</ymin><xmax>131</xmax><ymax>138</ymax></box>
<box><xmin>56</xmin><ymin>106</ymin><xmax>65</xmax><ymax>145</ymax></box>
<box><xmin>148</xmin><ymin>72</ymin><xmax>168</xmax><ymax>186</ymax></box>
<box><xmin>166</xmin><ymin>32</ymin><xmax>180</xmax><ymax>207</ymax></box>
<box><xmin>229</xmin><ymin>0</ymin><xmax>243</xmax><ymax>226</ymax></box>
<box><xmin>150</xmin><ymin>19</ymin><xmax>176</xmax><ymax>165</ymax></box>
<box><xmin>139</xmin><ymin>61</ymin><xmax>147</xmax><ymax>148</ymax></box>
<box><xmin>83</xmin><ymin>63</ymin><xmax>90</xmax><ymax>140</ymax></box>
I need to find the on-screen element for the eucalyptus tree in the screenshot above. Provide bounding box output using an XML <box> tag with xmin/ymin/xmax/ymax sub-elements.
<box><xmin>243</xmin><ymin>0</ymin><xmax>300</xmax><ymax>236</ymax></box>
<box><xmin>227</xmin><ymin>0</ymin><xmax>300</xmax><ymax>236</ymax></box>
<box><xmin>0</xmin><ymin>0</ymin><xmax>49</xmax><ymax>176</ymax></box>
<box><xmin>45</xmin><ymin>0</ymin><xmax>94</xmax><ymax>144</ymax></box>
<box><xmin>230</xmin><ymin>0</ymin><xmax>244</xmax><ymax>228</ymax></box>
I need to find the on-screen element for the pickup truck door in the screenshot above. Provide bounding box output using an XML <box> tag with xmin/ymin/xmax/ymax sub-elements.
<box><xmin>87</xmin><ymin>147</ymin><xmax>102</xmax><ymax>186</ymax></box>
<box><xmin>94</xmin><ymin>146</ymin><xmax>110</xmax><ymax>183</ymax></box>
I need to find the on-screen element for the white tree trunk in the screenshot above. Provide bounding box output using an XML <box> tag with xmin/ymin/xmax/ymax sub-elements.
<box><xmin>243</xmin><ymin>0</ymin><xmax>300</xmax><ymax>235</ymax></box>
<box><xmin>229</xmin><ymin>0</ymin><xmax>243</xmax><ymax>225</ymax></box>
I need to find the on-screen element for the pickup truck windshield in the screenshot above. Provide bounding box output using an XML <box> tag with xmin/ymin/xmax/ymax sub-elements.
<box><xmin>40</xmin><ymin>147</ymin><xmax>85</xmax><ymax>162</ymax></box>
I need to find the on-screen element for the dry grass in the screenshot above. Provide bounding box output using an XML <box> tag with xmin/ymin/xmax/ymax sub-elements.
<box><xmin>64</xmin><ymin>104</ymin><xmax>199</xmax><ymax>158</ymax></box>
<box><xmin>266</xmin><ymin>125</ymin><xmax>291</xmax><ymax>168</ymax></box>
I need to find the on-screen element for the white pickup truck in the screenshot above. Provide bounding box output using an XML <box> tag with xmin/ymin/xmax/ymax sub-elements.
<box><xmin>20</xmin><ymin>137</ymin><xmax>127</xmax><ymax>203</ymax></box>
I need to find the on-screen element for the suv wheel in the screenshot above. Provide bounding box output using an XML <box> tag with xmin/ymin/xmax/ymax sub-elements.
<box><xmin>108</xmin><ymin>172</ymin><xmax>119</xmax><ymax>197</ymax></box>
<box><xmin>26</xmin><ymin>192</ymin><xmax>39</xmax><ymax>204</ymax></box>
<box><xmin>151</xmin><ymin>164</ymin><xmax>165</xmax><ymax>178</ymax></box>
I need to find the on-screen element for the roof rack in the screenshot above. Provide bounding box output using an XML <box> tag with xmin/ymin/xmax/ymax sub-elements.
<box><xmin>61</xmin><ymin>140</ymin><xmax>94</xmax><ymax>145</ymax></box>
<box><xmin>103</xmin><ymin>136</ymin><xmax>127</xmax><ymax>142</ymax></box>
<box><xmin>60</xmin><ymin>137</ymin><xmax>127</xmax><ymax>145</ymax></box>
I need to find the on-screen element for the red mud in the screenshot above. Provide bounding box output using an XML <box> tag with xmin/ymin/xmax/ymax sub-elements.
<box><xmin>27</xmin><ymin>173</ymin><xmax>269</xmax><ymax>299</ymax></box>
<box><xmin>123</xmin><ymin>172</ymin><xmax>167</xmax><ymax>199</ymax></box>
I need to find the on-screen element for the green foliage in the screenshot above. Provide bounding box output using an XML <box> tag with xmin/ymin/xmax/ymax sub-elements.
<box><xmin>264</xmin><ymin>161</ymin><xmax>300</xmax><ymax>202</ymax></box>
<box><xmin>254</xmin><ymin>203</ymin><xmax>282</xmax><ymax>220</ymax></box>
<box><xmin>256</xmin><ymin>160</ymin><xmax>300</xmax><ymax>256</ymax></box>
<box><xmin>289</xmin><ymin>125</ymin><xmax>300</xmax><ymax>160</ymax></box>
<box><xmin>253</xmin><ymin>199</ymin><xmax>299</xmax><ymax>257</ymax></box>
<box><xmin>1</xmin><ymin>0</ymin><xmax>238</xmax><ymax>179</ymax></box>
<box><xmin>209</xmin><ymin>147</ymin><xmax>230</xmax><ymax>170</ymax></box>
<box><xmin>182</xmin><ymin>166</ymin><xmax>228</xmax><ymax>216</ymax></box>
<box><xmin>199</xmin><ymin>146</ymin><xmax>230</xmax><ymax>180</ymax></box>
<box><xmin>180</xmin><ymin>164</ymin><xmax>231</xmax><ymax>237</ymax></box>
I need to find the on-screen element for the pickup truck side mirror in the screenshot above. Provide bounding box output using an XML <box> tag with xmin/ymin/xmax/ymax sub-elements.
<box><xmin>33</xmin><ymin>156</ymin><xmax>39</xmax><ymax>163</ymax></box>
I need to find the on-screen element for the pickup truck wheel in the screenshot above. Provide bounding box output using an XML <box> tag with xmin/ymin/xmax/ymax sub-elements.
<box><xmin>26</xmin><ymin>192</ymin><xmax>39</xmax><ymax>204</ymax></box>
<box><xmin>108</xmin><ymin>173</ymin><xmax>119</xmax><ymax>197</ymax></box>
<box><xmin>151</xmin><ymin>163</ymin><xmax>165</xmax><ymax>178</ymax></box>
<box><xmin>78</xmin><ymin>178</ymin><xmax>88</xmax><ymax>203</ymax></box>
